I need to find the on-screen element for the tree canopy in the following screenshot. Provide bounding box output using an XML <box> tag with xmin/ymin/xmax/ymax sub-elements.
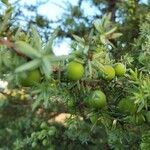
<box><xmin>0</xmin><ymin>0</ymin><xmax>150</xmax><ymax>149</ymax></box>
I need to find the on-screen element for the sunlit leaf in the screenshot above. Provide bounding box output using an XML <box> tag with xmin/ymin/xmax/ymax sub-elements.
<box><xmin>110</xmin><ymin>33</ymin><xmax>122</xmax><ymax>39</ymax></box>
<box><xmin>93</xmin><ymin>19</ymin><xmax>101</xmax><ymax>33</ymax></box>
<box><xmin>72</xmin><ymin>34</ymin><xmax>85</xmax><ymax>44</ymax></box>
<box><xmin>44</xmin><ymin>29</ymin><xmax>58</xmax><ymax>55</ymax></box>
<box><xmin>30</xmin><ymin>25</ymin><xmax>42</xmax><ymax>50</ymax></box>
<box><xmin>105</xmin><ymin>27</ymin><xmax>117</xmax><ymax>36</ymax></box>
<box><xmin>1</xmin><ymin>0</ymin><xmax>10</xmax><ymax>6</ymax></box>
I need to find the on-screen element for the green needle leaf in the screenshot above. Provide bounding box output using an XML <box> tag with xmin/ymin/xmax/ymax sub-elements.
<box><xmin>15</xmin><ymin>59</ymin><xmax>41</xmax><ymax>73</ymax></box>
<box><xmin>44</xmin><ymin>29</ymin><xmax>58</xmax><ymax>55</ymax></box>
<box><xmin>30</xmin><ymin>25</ymin><xmax>42</xmax><ymax>50</ymax></box>
<box><xmin>47</xmin><ymin>55</ymin><xmax>68</xmax><ymax>62</ymax></box>
<box><xmin>15</xmin><ymin>41</ymin><xmax>42</xmax><ymax>58</ymax></box>
<box><xmin>41</xmin><ymin>56</ymin><xmax>52</xmax><ymax>79</ymax></box>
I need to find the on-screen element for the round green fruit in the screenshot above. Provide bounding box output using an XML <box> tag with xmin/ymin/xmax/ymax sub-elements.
<box><xmin>48</xmin><ymin>126</ymin><xmax>56</xmax><ymax>136</ymax></box>
<box><xmin>31</xmin><ymin>142</ymin><xmax>37</xmax><ymax>148</ymax></box>
<box><xmin>48</xmin><ymin>130</ymin><xmax>55</xmax><ymax>136</ymax></box>
<box><xmin>40</xmin><ymin>122</ymin><xmax>48</xmax><ymax>129</ymax></box>
<box><xmin>145</xmin><ymin>111</ymin><xmax>150</xmax><ymax>123</ymax></box>
<box><xmin>31</xmin><ymin>132</ymin><xmax>36</xmax><ymax>139</ymax></box>
<box><xmin>114</xmin><ymin>63</ymin><xmax>126</xmax><ymax>77</ymax></box>
<box><xmin>19</xmin><ymin>69</ymin><xmax>41</xmax><ymax>87</ymax></box>
<box><xmin>118</xmin><ymin>98</ymin><xmax>137</xmax><ymax>115</ymax></box>
<box><xmin>38</xmin><ymin>130</ymin><xmax>47</xmax><ymax>140</ymax></box>
<box><xmin>42</xmin><ymin>139</ymin><xmax>49</xmax><ymax>146</ymax></box>
<box><xmin>88</xmin><ymin>90</ymin><xmax>107</xmax><ymax>109</ymax></box>
<box><xmin>66</xmin><ymin>61</ymin><xmax>84</xmax><ymax>81</ymax></box>
<box><xmin>101</xmin><ymin>65</ymin><xmax>115</xmax><ymax>80</ymax></box>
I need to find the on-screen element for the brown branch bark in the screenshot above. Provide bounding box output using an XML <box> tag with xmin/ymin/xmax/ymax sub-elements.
<box><xmin>107</xmin><ymin>0</ymin><xmax>118</xmax><ymax>48</ymax></box>
<box><xmin>107</xmin><ymin>0</ymin><xmax>117</xmax><ymax>22</ymax></box>
<box><xmin>0</xmin><ymin>39</ymin><xmax>14</xmax><ymax>48</ymax></box>
<box><xmin>0</xmin><ymin>38</ymin><xmax>27</xmax><ymax>58</ymax></box>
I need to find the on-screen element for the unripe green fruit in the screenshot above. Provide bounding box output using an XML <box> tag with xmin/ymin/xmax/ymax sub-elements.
<box><xmin>40</xmin><ymin>122</ymin><xmax>48</xmax><ymax>129</ymax></box>
<box><xmin>48</xmin><ymin>126</ymin><xmax>56</xmax><ymax>136</ymax></box>
<box><xmin>31</xmin><ymin>142</ymin><xmax>37</xmax><ymax>148</ymax></box>
<box><xmin>66</xmin><ymin>61</ymin><xmax>84</xmax><ymax>81</ymax></box>
<box><xmin>38</xmin><ymin>134</ymin><xmax>44</xmax><ymax>140</ymax></box>
<box><xmin>31</xmin><ymin>132</ymin><xmax>36</xmax><ymax>139</ymax></box>
<box><xmin>38</xmin><ymin>130</ymin><xmax>47</xmax><ymax>140</ymax></box>
<box><xmin>19</xmin><ymin>69</ymin><xmax>41</xmax><ymax>87</ymax></box>
<box><xmin>88</xmin><ymin>90</ymin><xmax>107</xmax><ymax>109</ymax></box>
<box><xmin>42</xmin><ymin>139</ymin><xmax>49</xmax><ymax>146</ymax></box>
<box><xmin>118</xmin><ymin>98</ymin><xmax>137</xmax><ymax>115</ymax></box>
<box><xmin>41</xmin><ymin>129</ymin><xmax>47</xmax><ymax>136</ymax></box>
<box><xmin>101</xmin><ymin>65</ymin><xmax>115</xmax><ymax>80</ymax></box>
<box><xmin>114</xmin><ymin>63</ymin><xmax>126</xmax><ymax>77</ymax></box>
<box><xmin>145</xmin><ymin>111</ymin><xmax>150</xmax><ymax>123</ymax></box>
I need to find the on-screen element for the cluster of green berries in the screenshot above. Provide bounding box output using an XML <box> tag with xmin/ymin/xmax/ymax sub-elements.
<box><xmin>30</xmin><ymin>122</ymin><xmax>56</xmax><ymax>149</ymax></box>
